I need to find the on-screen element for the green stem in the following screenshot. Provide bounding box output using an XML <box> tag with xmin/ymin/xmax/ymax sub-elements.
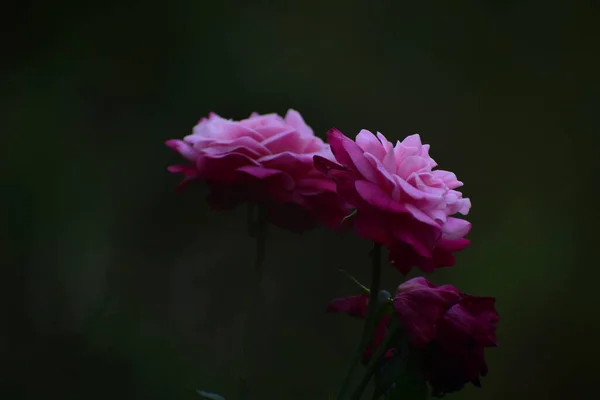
<box><xmin>253</xmin><ymin>205</ymin><xmax>268</xmax><ymax>276</ymax></box>
<box><xmin>335</xmin><ymin>242</ymin><xmax>382</xmax><ymax>400</ymax></box>
<box><xmin>238</xmin><ymin>204</ymin><xmax>269</xmax><ymax>400</ymax></box>
<box><xmin>349</xmin><ymin>322</ymin><xmax>401</xmax><ymax>400</ymax></box>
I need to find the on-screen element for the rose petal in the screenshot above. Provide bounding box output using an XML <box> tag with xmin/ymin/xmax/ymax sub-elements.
<box><xmin>327</xmin><ymin>294</ymin><xmax>369</xmax><ymax>319</ymax></box>
<box><xmin>393</xmin><ymin>278</ymin><xmax>461</xmax><ymax>347</ymax></box>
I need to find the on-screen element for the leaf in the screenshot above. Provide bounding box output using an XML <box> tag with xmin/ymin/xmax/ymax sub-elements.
<box><xmin>196</xmin><ymin>389</ymin><xmax>226</xmax><ymax>400</ymax></box>
<box><xmin>372</xmin><ymin>347</ymin><xmax>408</xmax><ymax>399</ymax></box>
<box><xmin>372</xmin><ymin>338</ymin><xmax>428</xmax><ymax>400</ymax></box>
<box><xmin>337</xmin><ymin>269</ymin><xmax>370</xmax><ymax>294</ymax></box>
<box><xmin>341</xmin><ymin>208</ymin><xmax>358</xmax><ymax>224</ymax></box>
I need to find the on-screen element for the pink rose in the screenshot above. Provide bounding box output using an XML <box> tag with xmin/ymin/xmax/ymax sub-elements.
<box><xmin>314</xmin><ymin>129</ymin><xmax>471</xmax><ymax>274</ymax></box>
<box><xmin>166</xmin><ymin>110</ymin><xmax>348</xmax><ymax>232</ymax></box>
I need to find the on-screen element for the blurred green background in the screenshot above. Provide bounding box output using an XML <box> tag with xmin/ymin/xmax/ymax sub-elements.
<box><xmin>3</xmin><ymin>0</ymin><xmax>598</xmax><ymax>399</ymax></box>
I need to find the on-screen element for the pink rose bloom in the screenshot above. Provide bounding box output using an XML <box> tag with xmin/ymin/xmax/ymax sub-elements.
<box><xmin>165</xmin><ymin>110</ymin><xmax>348</xmax><ymax>232</ymax></box>
<box><xmin>314</xmin><ymin>129</ymin><xmax>471</xmax><ymax>274</ymax></box>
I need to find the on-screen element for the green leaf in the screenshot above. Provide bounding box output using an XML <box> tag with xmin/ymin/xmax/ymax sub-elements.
<box><xmin>372</xmin><ymin>339</ymin><xmax>428</xmax><ymax>400</ymax></box>
<box><xmin>341</xmin><ymin>208</ymin><xmax>358</xmax><ymax>224</ymax></box>
<box><xmin>337</xmin><ymin>269</ymin><xmax>370</xmax><ymax>295</ymax></box>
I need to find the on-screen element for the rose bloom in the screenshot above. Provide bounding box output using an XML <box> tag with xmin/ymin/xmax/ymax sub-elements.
<box><xmin>166</xmin><ymin>110</ymin><xmax>348</xmax><ymax>232</ymax></box>
<box><xmin>314</xmin><ymin>129</ymin><xmax>471</xmax><ymax>274</ymax></box>
<box><xmin>328</xmin><ymin>277</ymin><xmax>498</xmax><ymax>397</ymax></box>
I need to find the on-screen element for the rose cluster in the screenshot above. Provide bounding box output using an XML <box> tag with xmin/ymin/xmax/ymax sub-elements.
<box><xmin>166</xmin><ymin>110</ymin><xmax>498</xmax><ymax>398</ymax></box>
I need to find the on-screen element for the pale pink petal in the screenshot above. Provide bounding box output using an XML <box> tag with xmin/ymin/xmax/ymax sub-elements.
<box><xmin>261</xmin><ymin>129</ymin><xmax>304</xmax><ymax>153</ymax></box>
<box><xmin>441</xmin><ymin>218</ymin><xmax>471</xmax><ymax>240</ymax></box>
<box><xmin>284</xmin><ymin>109</ymin><xmax>314</xmax><ymax>138</ymax></box>
<box><xmin>396</xmin><ymin>156</ymin><xmax>429</xmax><ymax>179</ymax></box>
<box><xmin>199</xmin><ymin>138</ymin><xmax>268</xmax><ymax>158</ymax></box>
<box><xmin>356</xmin><ymin>129</ymin><xmax>386</xmax><ymax>160</ymax></box>
<box><xmin>404</xmin><ymin>203</ymin><xmax>439</xmax><ymax>227</ymax></box>
<box><xmin>401</xmin><ymin>134</ymin><xmax>423</xmax><ymax>148</ymax></box>
<box><xmin>433</xmin><ymin>170</ymin><xmax>463</xmax><ymax>189</ymax></box>
<box><xmin>165</xmin><ymin>139</ymin><xmax>198</xmax><ymax>162</ymax></box>
<box><xmin>363</xmin><ymin>153</ymin><xmax>397</xmax><ymax>194</ymax></box>
<box><xmin>376</xmin><ymin>132</ymin><xmax>397</xmax><ymax>173</ymax></box>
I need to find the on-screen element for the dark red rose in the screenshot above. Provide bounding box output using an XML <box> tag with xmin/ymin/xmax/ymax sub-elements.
<box><xmin>328</xmin><ymin>278</ymin><xmax>498</xmax><ymax>396</ymax></box>
<box><xmin>393</xmin><ymin>278</ymin><xmax>499</xmax><ymax>397</ymax></box>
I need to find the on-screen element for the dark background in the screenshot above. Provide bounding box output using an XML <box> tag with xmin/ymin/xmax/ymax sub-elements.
<box><xmin>2</xmin><ymin>0</ymin><xmax>598</xmax><ymax>399</ymax></box>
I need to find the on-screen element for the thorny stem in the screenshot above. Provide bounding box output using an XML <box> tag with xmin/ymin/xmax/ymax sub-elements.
<box><xmin>335</xmin><ymin>242</ymin><xmax>382</xmax><ymax>400</ymax></box>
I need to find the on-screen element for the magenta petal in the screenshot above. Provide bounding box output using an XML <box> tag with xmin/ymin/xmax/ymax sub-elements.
<box><xmin>313</xmin><ymin>154</ymin><xmax>345</xmax><ymax>174</ymax></box>
<box><xmin>342</xmin><ymin>141</ymin><xmax>379</xmax><ymax>183</ymax></box>
<box><xmin>393</xmin><ymin>228</ymin><xmax>434</xmax><ymax>258</ymax></box>
<box><xmin>237</xmin><ymin>165</ymin><xmax>284</xmax><ymax>179</ymax></box>
<box><xmin>326</xmin><ymin>128</ymin><xmax>360</xmax><ymax>170</ymax></box>
<box><xmin>167</xmin><ymin>164</ymin><xmax>200</xmax><ymax>191</ymax></box>
<box><xmin>259</xmin><ymin>152</ymin><xmax>313</xmax><ymax>175</ymax></box>
<box><xmin>327</xmin><ymin>294</ymin><xmax>369</xmax><ymax>319</ymax></box>
<box><xmin>439</xmin><ymin>295</ymin><xmax>499</xmax><ymax>350</ymax></box>
<box><xmin>393</xmin><ymin>278</ymin><xmax>461</xmax><ymax>347</ymax></box>
<box><xmin>354</xmin><ymin>180</ymin><xmax>408</xmax><ymax>214</ymax></box>
<box><xmin>236</xmin><ymin>165</ymin><xmax>296</xmax><ymax>197</ymax></box>
<box><xmin>362</xmin><ymin>314</ymin><xmax>393</xmax><ymax>364</ymax></box>
<box><xmin>296</xmin><ymin>177</ymin><xmax>337</xmax><ymax>193</ymax></box>
<box><xmin>438</xmin><ymin>237</ymin><xmax>470</xmax><ymax>252</ymax></box>
<box><xmin>167</xmin><ymin>164</ymin><xmax>197</xmax><ymax>177</ymax></box>
<box><xmin>362</xmin><ymin>153</ymin><xmax>396</xmax><ymax>194</ymax></box>
<box><xmin>197</xmin><ymin>153</ymin><xmax>260</xmax><ymax>182</ymax></box>
<box><xmin>353</xmin><ymin>212</ymin><xmax>390</xmax><ymax>245</ymax></box>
